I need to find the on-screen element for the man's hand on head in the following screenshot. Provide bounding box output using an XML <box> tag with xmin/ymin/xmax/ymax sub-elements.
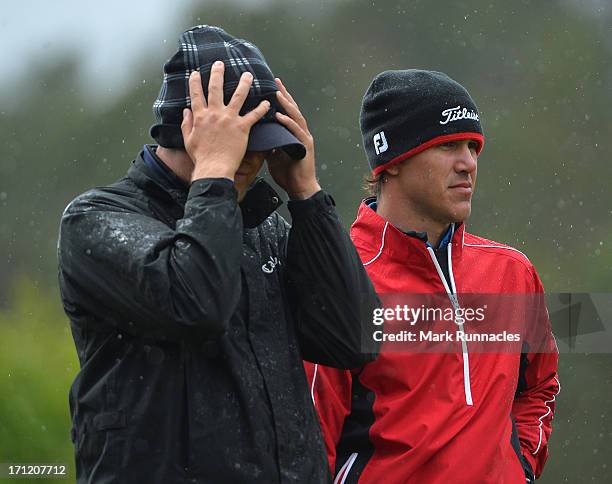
<box><xmin>266</xmin><ymin>78</ymin><xmax>321</xmax><ymax>200</ymax></box>
<box><xmin>181</xmin><ymin>61</ymin><xmax>270</xmax><ymax>183</ymax></box>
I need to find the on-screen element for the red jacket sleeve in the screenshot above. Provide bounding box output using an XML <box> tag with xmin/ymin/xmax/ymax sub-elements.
<box><xmin>511</xmin><ymin>270</ymin><xmax>560</xmax><ymax>478</ymax></box>
<box><xmin>304</xmin><ymin>362</ymin><xmax>353</xmax><ymax>474</ymax></box>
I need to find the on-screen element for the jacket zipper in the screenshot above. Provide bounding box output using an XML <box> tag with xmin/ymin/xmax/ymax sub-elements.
<box><xmin>426</xmin><ymin>228</ymin><xmax>474</xmax><ymax>406</ymax></box>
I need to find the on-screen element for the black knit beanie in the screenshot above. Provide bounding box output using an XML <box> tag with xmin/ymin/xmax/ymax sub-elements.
<box><xmin>150</xmin><ymin>25</ymin><xmax>305</xmax><ymax>160</ymax></box>
<box><xmin>360</xmin><ymin>70</ymin><xmax>484</xmax><ymax>174</ymax></box>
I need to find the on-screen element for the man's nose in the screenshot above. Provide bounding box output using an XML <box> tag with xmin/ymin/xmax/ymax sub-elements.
<box><xmin>455</xmin><ymin>144</ymin><xmax>477</xmax><ymax>173</ymax></box>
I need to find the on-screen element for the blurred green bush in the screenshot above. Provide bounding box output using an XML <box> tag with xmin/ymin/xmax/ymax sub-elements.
<box><xmin>0</xmin><ymin>277</ymin><xmax>78</xmax><ymax>481</ymax></box>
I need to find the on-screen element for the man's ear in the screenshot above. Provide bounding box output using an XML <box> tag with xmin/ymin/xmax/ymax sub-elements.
<box><xmin>385</xmin><ymin>163</ymin><xmax>401</xmax><ymax>176</ymax></box>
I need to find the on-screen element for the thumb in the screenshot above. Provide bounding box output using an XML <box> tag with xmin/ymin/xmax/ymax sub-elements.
<box><xmin>181</xmin><ymin>108</ymin><xmax>193</xmax><ymax>139</ymax></box>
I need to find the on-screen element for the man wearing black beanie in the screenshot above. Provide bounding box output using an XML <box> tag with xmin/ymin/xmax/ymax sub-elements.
<box><xmin>305</xmin><ymin>70</ymin><xmax>559</xmax><ymax>483</ymax></box>
<box><xmin>58</xmin><ymin>25</ymin><xmax>379</xmax><ymax>483</ymax></box>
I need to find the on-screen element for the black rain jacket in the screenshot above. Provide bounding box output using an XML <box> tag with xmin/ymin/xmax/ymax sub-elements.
<box><xmin>57</xmin><ymin>149</ymin><xmax>379</xmax><ymax>483</ymax></box>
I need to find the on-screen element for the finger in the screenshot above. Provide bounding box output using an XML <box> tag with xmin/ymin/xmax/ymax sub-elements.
<box><xmin>275</xmin><ymin>77</ymin><xmax>297</xmax><ymax>105</ymax></box>
<box><xmin>228</xmin><ymin>71</ymin><xmax>254</xmax><ymax>111</ymax></box>
<box><xmin>181</xmin><ymin>108</ymin><xmax>193</xmax><ymax>139</ymax></box>
<box><xmin>275</xmin><ymin>111</ymin><xmax>309</xmax><ymax>144</ymax></box>
<box><xmin>242</xmin><ymin>100</ymin><xmax>271</xmax><ymax>127</ymax></box>
<box><xmin>188</xmin><ymin>71</ymin><xmax>207</xmax><ymax>110</ymax></box>
<box><xmin>207</xmin><ymin>60</ymin><xmax>225</xmax><ymax>107</ymax></box>
<box><xmin>276</xmin><ymin>90</ymin><xmax>308</xmax><ymax>130</ymax></box>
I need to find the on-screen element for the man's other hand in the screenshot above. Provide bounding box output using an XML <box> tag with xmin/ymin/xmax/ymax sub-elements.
<box><xmin>267</xmin><ymin>78</ymin><xmax>321</xmax><ymax>200</ymax></box>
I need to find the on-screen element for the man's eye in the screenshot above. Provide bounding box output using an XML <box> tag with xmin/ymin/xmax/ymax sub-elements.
<box><xmin>441</xmin><ymin>141</ymin><xmax>456</xmax><ymax>148</ymax></box>
<box><xmin>468</xmin><ymin>141</ymin><xmax>479</xmax><ymax>151</ymax></box>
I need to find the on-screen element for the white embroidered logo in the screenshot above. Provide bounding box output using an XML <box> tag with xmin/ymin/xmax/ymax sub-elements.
<box><xmin>373</xmin><ymin>131</ymin><xmax>388</xmax><ymax>155</ymax></box>
<box><xmin>439</xmin><ymin>106</ymin><xmax>480</xmax><ymax>125</ymax></box>
<box><xmin>262</xmin><ymin>256</ymin><xmax>281</xmax><ymax>274</ymax></box>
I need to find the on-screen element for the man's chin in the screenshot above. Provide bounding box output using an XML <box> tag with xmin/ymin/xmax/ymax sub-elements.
<box><xmin>234</xmin><ymin>179</ymin><xmax>249</xmax><ymax>201</ymax></box>
<box><xmin>448</xmin><ymin>204</ymin><xmax>471</xmax><ymax>223</ymax></box>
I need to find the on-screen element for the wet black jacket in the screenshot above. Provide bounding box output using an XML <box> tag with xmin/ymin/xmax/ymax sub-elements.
<box><xmin>57</xmin><ymin>149</ymin><xmax>379</xmax><ymax>484</ymax></box>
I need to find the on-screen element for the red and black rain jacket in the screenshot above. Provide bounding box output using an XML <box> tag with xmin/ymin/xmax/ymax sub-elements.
<box><xmin>305</xmin><ymin>200</ymin><xmax>559</xmax><ymax>484</ymax></box>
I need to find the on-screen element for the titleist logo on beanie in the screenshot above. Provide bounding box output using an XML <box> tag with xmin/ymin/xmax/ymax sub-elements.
<box><xmin>360</xmin><ymin>70</ymin><xmax>485</xmax><ymax>175</ymax></box>
<box><xmin>440</xmin><ymin>105</ymin><xmax>480</xmax><ymax>125</ymax></box>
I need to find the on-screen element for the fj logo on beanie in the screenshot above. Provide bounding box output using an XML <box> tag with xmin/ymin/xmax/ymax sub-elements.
<box><xmin>373</xmin><ymin>131</ymin><xmax>388</xmax><ymax>155</ymax></box>
<box><xmin>360</xmin><ymin>69</ymin><xmax>485</xmax><ymax>175</ymax></box>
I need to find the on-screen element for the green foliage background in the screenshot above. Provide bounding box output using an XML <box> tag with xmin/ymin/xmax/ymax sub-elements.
<box><xmin>0</xmin><ymin>0</ymin><xmax>610</xmax><ymax>482</ymax></box>
<box><xmin>0</xmin><ymin>280</ymin><xmax>78</xmax><ymax>482</ymax></box>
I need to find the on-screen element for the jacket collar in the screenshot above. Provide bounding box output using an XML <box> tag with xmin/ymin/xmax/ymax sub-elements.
<box><xmin>239</xmin><ymin>177</ymin><xmax>284</xmax><ymax>228</ymax></box>
<box><xmin>350</xmin><ymin>198</ymin><xmax>465</xmax><ymax>266</ymax></box>
<box><xmin>127</xmin><ymin>150</ymin><xmax>283</xmax><ymax>228</ymax></box>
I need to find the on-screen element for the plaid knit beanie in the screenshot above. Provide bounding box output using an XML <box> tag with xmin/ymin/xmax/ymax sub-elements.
<box><xmin>360</xmin><ymin>70</ymin><xmax>484</xmax><ymax>174</ymax></box>
<box><xmin>150</xmin><ymin>25</ymin><xmax>306</xmax><ymax>160</ymax></box>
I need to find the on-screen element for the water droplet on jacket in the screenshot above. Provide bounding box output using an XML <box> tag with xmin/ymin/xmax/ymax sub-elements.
<box><xmin>146</xmin><ymin>346</ymin><xmax>165</xmax><ymax>365</ymax></box>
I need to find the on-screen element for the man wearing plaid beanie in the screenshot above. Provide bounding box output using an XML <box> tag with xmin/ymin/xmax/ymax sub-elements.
<box><xmin>305</xmin><ymin>70</ymin><xmax>559</xmax><ymax>483</ymax></box>
<box><xmin>58</xmin><ymin>25</ymin><xmax>379</xmax><ymax>483</ymax></box>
